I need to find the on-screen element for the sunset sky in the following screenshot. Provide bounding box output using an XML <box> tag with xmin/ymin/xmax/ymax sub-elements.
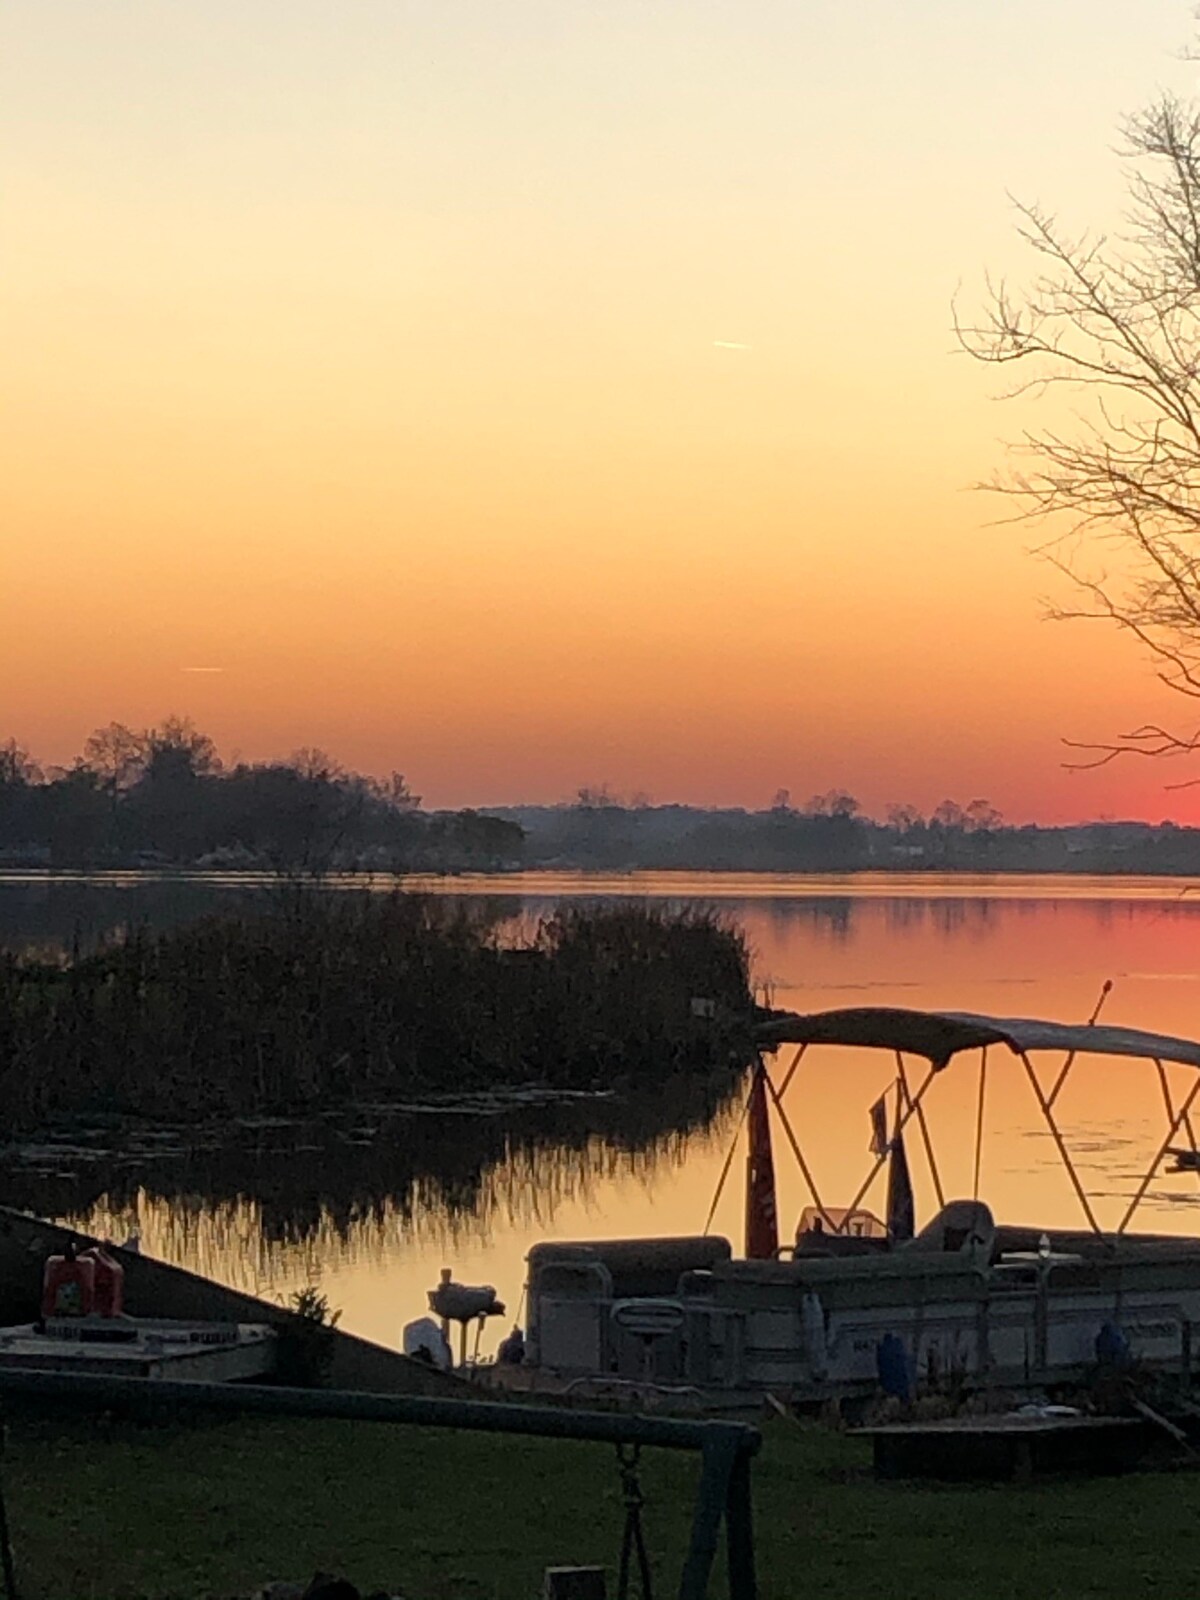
<box><xmin>5</xmin><ymin>1</ymin><xmax>1200</xmax><ymax>822</ymax></box>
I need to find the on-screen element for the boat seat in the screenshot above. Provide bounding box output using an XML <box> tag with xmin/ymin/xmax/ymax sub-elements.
<box><xmin>901</xmin><ymin>1199</ymin><xmax>995</xmax><ymax>1259</ymax></box>
<box><xmin>794</xmin><ymin>1232</ymin><xmax>889</xmax><ymax>1259</ymax></box>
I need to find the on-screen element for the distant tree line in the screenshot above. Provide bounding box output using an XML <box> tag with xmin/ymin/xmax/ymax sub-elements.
<box><xmin>492</xmin><ymin>787</ymin><xmax>1200</xmax><ymax>875</ymax></box>
<box><xmin>4</xmin><ymin>729</ymin><xmax>1199</xmax><ymax>875</ymax></box>
<box><xmin>0</xmin><ymin>720</ymin><xmax>523</xmax><ymax>873</ymax></box>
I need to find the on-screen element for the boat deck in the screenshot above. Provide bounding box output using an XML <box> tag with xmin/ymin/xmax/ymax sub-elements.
<box><xmin>0</xmin><ymin>1319</ymin><xmax>277</xmax><ymax>1383</ymax></box>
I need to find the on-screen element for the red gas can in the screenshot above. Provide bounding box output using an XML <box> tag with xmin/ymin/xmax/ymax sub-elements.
<box><xmin>41</xmin><ymin>1243</ymin><xmax>96</xmax><ymax>1319</ymax></box>
<box><xmin>81</xmin><ymin>1244</ymin><xmax>125</xmax><ymax>1317</ymax></box>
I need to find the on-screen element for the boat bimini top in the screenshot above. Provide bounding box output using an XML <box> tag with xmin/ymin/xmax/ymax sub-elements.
<box><xmin>747</xmin><ymin>1005</ymin><xmax>1200</xmax><ymax>1242</ymax></box>
<box><xmin>757</xmin><ymin>1006</ymin><xmax>1200</xmax><ymax>1072</ymax></box>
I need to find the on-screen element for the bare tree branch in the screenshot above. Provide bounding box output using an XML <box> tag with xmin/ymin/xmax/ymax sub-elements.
<box><xmin>963</xmin><ymin>96</ymin><xmax>1200</xmax><ymax>771</ymax></box>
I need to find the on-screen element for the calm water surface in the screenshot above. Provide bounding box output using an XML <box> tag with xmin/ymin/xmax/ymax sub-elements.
<box><xmin>4</xmin><ymin>870</ymin><xmax>1200</xmax><ymax>1354</ymax></box>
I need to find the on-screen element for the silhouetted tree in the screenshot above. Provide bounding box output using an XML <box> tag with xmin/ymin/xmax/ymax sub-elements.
<box><xmin>288</xmin><ymin>747</ymin><xmax>342</xmax><ymax>784</ymax></box>
<box><xmin>557</xmin><ymin>785</ymin><xmax>635</xmax><ymax>867</ymax></box>
<box><xmin>931</xmin><ymin>799</ymin><xmax>965</xmax><ymax>831</ymax></box>
<box><xmin>81</xmin><ymin>723</ymin><xmax>150</xmax><ymax>792</ymax></box>
<box><xmin>576</xmin><ymin>783</ymin><xmax>619</xmax><ymax>809</ymax></box>
<box><xmin>964</xmin><ymin>798</ymin><xmax>1003</xmax><ymax>833</ymax></box>
<box><xmin>144</xmin><ymin>716</ymin><xmax>222</xmax><ymax>780</ymax></box>
<box><xmin>119</xmin><ymin>718</ymin><xmax>222</xmax><ymax>860</ymax></box>
<box><xmin>961</xmin><ymin>97</ymin><xmax>1200</xmax><ymax>773</ymax></box>
<box><xmin>0</xmin><ymin>741</ymin><xmax>40</xmax><ymax>788</ymax></box>
<box><xmin>43</xmin><ymin>767</ymin><xmax>111</xmax><ymax>866</ymax></box>
<box><xmin>424</xmin><ymin>810</ymin><xmax>524</xmax><ymax>871</ymax></box>
<box><xmin>803</xmin><ymin>789</ymin><xmax>860</xmax><ymax>819</ymax></box>
<box><xmin>0</xmin><ymin>741</ymin><xmax>42</xmax><ymax>853</ymax></box>
<box><xmin>886</xmin><ymin>802</ymin><xmax>924</xmax><ymax>834</ymax></box>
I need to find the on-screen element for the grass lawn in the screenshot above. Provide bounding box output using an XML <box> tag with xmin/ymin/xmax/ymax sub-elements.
<box><xmin>3</xmin><ymin>1407</ymin><xmax>1200</xmax><ymax>1599</ymax></box>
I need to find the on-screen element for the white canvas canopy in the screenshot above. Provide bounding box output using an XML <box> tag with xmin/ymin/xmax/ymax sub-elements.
<box><xmin>756</xmin><ymin>1005</ymin><xmax>1200</xmax><ymax>1071</ymax></box>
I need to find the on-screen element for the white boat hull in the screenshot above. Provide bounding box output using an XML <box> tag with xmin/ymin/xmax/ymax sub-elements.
<box><xmin>522</xmin><ymin>1228</ymin><xmax>1200</xmax><ymax>1402</ymax></box>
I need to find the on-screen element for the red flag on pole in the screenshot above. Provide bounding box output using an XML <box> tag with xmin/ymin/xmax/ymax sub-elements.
<box><xmin>886</xmin><ymin>1104</ymin><xmax>915</xmax><ymax>1242</ymax></box>
<box><xmin>745</xmin><ymin>1060</ymin><xmax>779</xmax><ymax>1260</ymax></box>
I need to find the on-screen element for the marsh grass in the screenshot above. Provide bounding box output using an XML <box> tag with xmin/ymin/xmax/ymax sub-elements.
<box><xmin>0</xmin><ymin>896</ymin><xmax>754</xmax><ymax>1130</ymax></box>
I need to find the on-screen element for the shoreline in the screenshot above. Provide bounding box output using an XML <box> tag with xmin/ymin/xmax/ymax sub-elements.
<box><xmin>3</xmin><ymin>865</ymin><xmax>1200</xmax><ymax>897</ymax></box>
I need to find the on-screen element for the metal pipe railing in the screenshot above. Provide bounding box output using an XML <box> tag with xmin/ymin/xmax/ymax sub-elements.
<box><xmin>0</xmin><ymin>1368</ymin><xmax>761</xmax><ymax>1600</ymax></box>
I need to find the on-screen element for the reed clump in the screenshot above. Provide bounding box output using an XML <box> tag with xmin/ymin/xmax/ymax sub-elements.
<box><xmin>0</xmin><ymin>895</ymin><xmax>754</xmax><ymax>1129</ymax></box>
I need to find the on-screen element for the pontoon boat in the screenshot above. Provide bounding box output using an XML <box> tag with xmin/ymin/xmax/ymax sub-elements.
<box><xmin>512</xmin><ymin>1007</ymin><xmax>1200</xmax><ymax>1403</ymax></box>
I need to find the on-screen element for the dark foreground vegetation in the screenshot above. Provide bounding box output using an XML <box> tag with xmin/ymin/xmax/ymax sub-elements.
<box><xmin>5</xmin><ymin>721</ymin><xmax>1200</xmax><ymax>874</ymax></box>
<box><xmin>0</xmin><ymin>897</ymin><xmax>754</xmax><ymax>1130</ymax></box>
<box><xmin>5</xmin><ymin>1409</ymin><xmax>1197</xmax><ymax>1599</ymax></box>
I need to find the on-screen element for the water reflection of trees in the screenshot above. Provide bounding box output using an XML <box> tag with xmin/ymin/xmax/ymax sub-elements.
<box><xmin>6</xmin><ymin>1074</ymin><xmax>743</xmax><ymax>1296</ymax></box>
<box><xmin>745</xmin><ymin>894</ymin><xmax>1010</xmax><ymax>944</ymax></box>
<box><xmin>761</xmin><ymin>897</ymin><xmax>854</xmax><ymax>942</ymax></box>
<box><xmin>11</xmin><ymin>877</ymin><xmax>1200</xmax><ymax>964</ymax></box>
<box><xmin>0</xmin><ymin>878</ymin><xmax>262</xmax><ymax>955</ymax></box>
<box><xmin>0</xmin><ymin>878</ymin><xmax>526</xmax><ymax>957</ymax></box>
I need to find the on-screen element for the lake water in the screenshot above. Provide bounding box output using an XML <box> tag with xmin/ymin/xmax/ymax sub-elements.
<box><xmin>4</xmin><ymin>870</ymin><xmax>1200</xmax><ymax>1355</ymax></box>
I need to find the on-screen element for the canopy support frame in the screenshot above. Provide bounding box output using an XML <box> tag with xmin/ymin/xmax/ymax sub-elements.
<box><xmin>763</xmin><ymin>1068</ymin><xmax>836</xmax><ymax>1234</ymax></box>
<box><xmin>776</xmin><ymin>1044</ymin><xmax>806</xmax><ymax>1100</ymax></box>
<box><xmin>1155</xmin><ymin>1058</ymin><xmax>1174</xmax><ymax>1126</ymax></box>
<box><xmin>1117</xmin><ymin>1073</ymin><xmax>1200</xmax><ymax>1236</ymax></box>
<box><xmin>1019</xmin><ymin>1050</ymin><xmax>1105</xmax><ymax>1239</ymax></box>
<box><xmin>896</xmin><ymin>1051</ymin><xmax>944</xmax><ymax>1212</ymax></box>
<box><xmin>701</xmin><ymin>1065</ymin><xmax>756</xmax><ymax>1238</ymax></box>
<box><xmin>972</xmin><ymin>1047</ymin><xmax>988</xmax><ymax>1204</ymax></box>
<box><xmin>1046</xmin><ymin>1051</ymin><xmax>1078</xmax><ymax>1112</ymax></box>
<box><xmin>1154</xmin><ymin>1058</ymin><xmax>1200</xmax><ymax>1189</ymax></box>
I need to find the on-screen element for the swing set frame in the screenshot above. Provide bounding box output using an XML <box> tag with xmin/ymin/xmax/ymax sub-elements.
<box><xmin>0</xmin><ymin>1367</ymin><xmax>761</xmax><ymax>1600</ymax></box>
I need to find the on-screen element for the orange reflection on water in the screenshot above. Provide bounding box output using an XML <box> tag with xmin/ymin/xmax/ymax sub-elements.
<box><xmin>69</xmin><ymin>875</ymin><xmax>1200</xmax><ymax>1353</ymax></box>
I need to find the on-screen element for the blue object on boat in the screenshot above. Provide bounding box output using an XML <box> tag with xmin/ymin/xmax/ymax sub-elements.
<box><xmin>1095</xmin><ymin>1321</ymin><xmax>1131</xmax><ymax>1369</ymax></box>
<box><xmin>497</xmin><ymin>1325</ymin><xmax>526</xmax><ymax>1365</ymax></box>
<box><xmin>877</xmin><ymin>1332</ymin><xmax>911</xmax><ymax>1400</ymax></box>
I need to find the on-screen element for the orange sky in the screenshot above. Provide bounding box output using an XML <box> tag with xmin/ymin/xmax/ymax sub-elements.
<box><xmin>5</xmin><ymin>2</ymin><xmax>1200</xmax><ymax>823</ymax></box>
